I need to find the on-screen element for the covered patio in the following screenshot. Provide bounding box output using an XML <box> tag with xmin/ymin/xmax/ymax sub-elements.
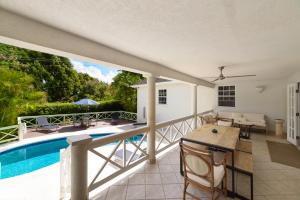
<box><xmin>1</xmin><ymin>1</ymin><xmax>300</xmax><ymax>200</ymax></box>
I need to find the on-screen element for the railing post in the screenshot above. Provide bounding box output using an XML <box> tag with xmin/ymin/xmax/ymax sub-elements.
<box><xmin>123</xmin><ymin>139</ymin><xmax>126</xmax><ymax>167</ymax></box>
<box><xmin>192</xmin><ymin>84</ymin><xmax>198</xmax><ymax>129</ymax></box>
<box><xmin>67</xmin><ymin>135</ymin><xmax>92</xmax><ymax>200</ymax></box>
<box><xmin>17</xmin><ymin>117</ymin><xmax>21</xmax><ymax>124</ymax></box>
<box><xmin>18</xmin><ymin>123</ymin><xmax>26</xmax><ymax>140</ymax></box>
<box><xmin>146</xmin><ymin>75</ymin><xmax>156</xmax><ymax>164</ymax></box>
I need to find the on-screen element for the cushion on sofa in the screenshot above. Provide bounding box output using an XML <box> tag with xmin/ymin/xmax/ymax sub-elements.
<box><xmin>218</xmin><ymin>111</ymin><xmax>266</xmax><ymax>128</ymax></box>
<box><xmin>234</xmin><ymin>118</ymin><xmax>247</xmax><ymax>123</ymax></box>
<box><xmin>243</xmin><ymin>113</ymin><xmax>265</xmax><ymax>122</ymax></box>
<box><xmin>217</xmin><ymin>120</ymin><xmax>233</xmax><ymax>127</ymax></box>
<box><xmin>232</xmin><ymin>112</ymin><xmax>243</xmax><ymax>119</ymax></box>
<box><xmin>246</xmin><ymin>120</ymin><xmax>266</xmax><ymax>127</ymax></box>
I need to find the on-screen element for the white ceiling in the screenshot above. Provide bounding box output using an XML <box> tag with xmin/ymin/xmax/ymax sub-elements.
<box><xmin>1</xmin><ymin>0</ymin><xmax>300</xmax><ymax>82</ymax></box>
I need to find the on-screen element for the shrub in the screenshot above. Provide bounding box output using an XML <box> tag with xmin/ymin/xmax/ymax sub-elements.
<box><xmin>20</xmin><ymin>100</ymin><xmax>124</xmax><ymax>116</ymax></box>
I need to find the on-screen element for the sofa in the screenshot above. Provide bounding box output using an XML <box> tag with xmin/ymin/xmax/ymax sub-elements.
<box><xmin>217</xmin><ymin>111</ymin><xmax>267</xmax><ymax>132</ymax></box>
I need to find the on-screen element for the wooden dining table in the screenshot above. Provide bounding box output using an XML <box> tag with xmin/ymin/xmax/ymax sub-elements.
<box><xmin>180</xmin><ymin>124</ymin><xmax>240</xmax><ymax>198</ymax></box>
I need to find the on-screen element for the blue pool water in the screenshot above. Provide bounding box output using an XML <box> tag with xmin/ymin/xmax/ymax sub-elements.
<box><xmin>0</xmin><ymin>133</ymin><xmax>144</xmax><ymax>179</ymax></box>
<box><xmin>0</xmin><ymin>134</ymin><xmax>118</xmax><ymax>179</ymax></box>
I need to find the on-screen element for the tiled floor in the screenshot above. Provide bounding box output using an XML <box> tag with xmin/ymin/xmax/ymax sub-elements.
<box><xmin>91</xmin><ymin>133</ymin><xmax>300</xmax><ymax>200</ymax></box>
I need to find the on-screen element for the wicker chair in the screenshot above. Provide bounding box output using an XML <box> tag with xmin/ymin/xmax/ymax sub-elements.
<box><xmin>201</xmin><ymin>115</ymin><xmax>233</xmax><ymax>127</ymax></box>
<box><xmin>201</xmin><ymin>115</ymin><xmax>218</xmax><ymax>125</ymax></box>
<box><xmin>180</xmin><ymin>142</ymin><xmax>227</xmax><ymax>200</ymax></box>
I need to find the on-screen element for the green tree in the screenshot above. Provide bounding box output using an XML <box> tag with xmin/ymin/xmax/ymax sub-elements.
<box><xmin>0</xmin><ymin>43</ymin><xmax>143</xmax><ymax>121</ymax></box>
<box><xmin>111</xmin><ymin>71</ymin><xmax>143</xmax><ymax>112</ymax></box>
<box><xmin>0</xmin><ymin>67</ymin><xmax>46</xmax><ymax>126</ymax></box>
<box><xmin>77</xmin><ymin>73</ymin><xmax>108</xmax><ymax>100</ymax></box>
<box><xmin>0</xmin><ymin>43</ymin><xmax>109</xmax><ymax>102</ymax></box>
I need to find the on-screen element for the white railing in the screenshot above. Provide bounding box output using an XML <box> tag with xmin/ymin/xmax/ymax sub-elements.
<box><xmin>17</xmin><ymin>111</ymin><xmax>137</xmax><ymax>128</ymax></box>
<box><xmin>87</xmin><ymin>126</ymin><xmax>149</xmax><ymax>192</ymax></box>
<box><xmin>64</xmin><ymin>110</ymin><xmax>213</xmax><ymax>199</ymax></box>
<box><xmin>155</xmin><ymin>114</ymin><xmax>195</xmax><ymax>154</ymax></box>
<box><xmin>0</xmin><ymin>125</ymin><xmax>19</xmax><ymax>144</ymax></box>
<box><xmin>119</xmin><ymin>111</ymin><xmax>137</xmax><ymax>121</ymax></box>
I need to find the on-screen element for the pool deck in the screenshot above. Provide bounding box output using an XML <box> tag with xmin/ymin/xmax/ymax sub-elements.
<box><xmin>24</xmin><ymin>119</ymin><xmax>133</xmax><ymax>139</ymax></box>
<box><xmin>0</xmin><ymin>121</ymin><xmax>137</xmax><ymax>153</ymax></box>
<box><xmin>0</xmin><ymin>122</ymin><xmax>140</xmax><ymax>200</ymax></box>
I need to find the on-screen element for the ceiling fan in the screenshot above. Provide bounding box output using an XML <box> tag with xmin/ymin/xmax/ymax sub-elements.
<box><xmin>203</xmin><ymin>66</ymin><xmax>256</xmax><ymax>82</ymax></box>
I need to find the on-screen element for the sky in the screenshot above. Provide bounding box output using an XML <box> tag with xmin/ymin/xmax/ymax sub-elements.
<box><xmin>70</xmin><ymin>59</ymin><xmax>120</xmax><ymax>84</ymax></box>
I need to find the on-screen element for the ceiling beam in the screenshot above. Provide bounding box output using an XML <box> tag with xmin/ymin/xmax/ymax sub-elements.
<box><xmin>0</xmin><ymin>8</ymin><xmax>214</xmax><ymax>88</ymax></box>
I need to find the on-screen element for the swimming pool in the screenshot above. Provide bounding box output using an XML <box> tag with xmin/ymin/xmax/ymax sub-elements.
<box><xmin>0</xmin><ymin>134</ymin><xmax>112</xmax><ymax>179</ymax></box>
<box><xmin>0</xmin><ymin>133</ymin><xmax>143</xmax><ymax>179</ymax></box>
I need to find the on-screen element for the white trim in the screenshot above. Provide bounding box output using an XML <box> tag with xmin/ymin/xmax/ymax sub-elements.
<box><xmin>132</xmin><ymin>80</ymin><xmax>181</xmax><ymax>88</ymax></box>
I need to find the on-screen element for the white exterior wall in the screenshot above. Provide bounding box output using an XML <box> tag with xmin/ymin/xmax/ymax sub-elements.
<box><xmin>137</xmin><ymin>85</ymin><xmax>148</xmax><ymax>123</ymax></box>
<box><xmin>136</xmin><ymin>71</ymin><xmax>300</xmax><ymax>135</ymax></box>
<box><xmin>288</xmin><ymin>69</ymin><xmax>300</xmax><ymax>83</ymax></box>
<box><xmin>197</xmin><ymin>85</ymin><xmax>217</xmax><ymax>113</ymax></box>
<box><xmin>136</xmin><ymin>82</ymin><xmax>216</xmax><ymax>123</ymax></box>
<box><xmin>215</xmin><ymin>79</ymin><xmax>287</xmax><ymax>131</ymax></box>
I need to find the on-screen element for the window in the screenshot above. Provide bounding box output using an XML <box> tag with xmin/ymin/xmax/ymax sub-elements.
<box><xmin>158</xmin><ymin>89</ymin><xmax>167</xmax><ymax>104</ymax></box>
<box><xmin>218</xmin><ymin>85</ymin><xmax>235</xmax><ymax>107</ymax></box>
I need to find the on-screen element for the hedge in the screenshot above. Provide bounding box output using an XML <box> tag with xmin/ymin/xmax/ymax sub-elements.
<box><xmin>20</xmin><ymin>100</ymin><xmax>124</xmax><ymax>116</ymax></box>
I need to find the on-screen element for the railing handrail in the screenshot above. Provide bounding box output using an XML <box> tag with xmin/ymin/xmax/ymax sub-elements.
<box><xmin>18</xmin><ymin>110</ymin><xmax>134</xmax><ymax>119</ymax></box>
<box><xmin>197</xmin><ymin>109</ymin><xmax>214</xmax><ymax>116</ymax></box>
<box><xmin>155</xmin><ymin>110</ymin><xmax>214</xmax><ymax>129</ymax></box>
<box><xmin>89</xmin><ymin>126</ymin><xmax>149</xmax><ymax>149</ymax></box>
<box><xmin>0</xmin><ymin>125</ymin><xmax>18</xmax><ymax>131</ymax></box>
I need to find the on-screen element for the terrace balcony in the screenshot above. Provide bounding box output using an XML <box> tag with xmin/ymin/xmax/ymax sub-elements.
<box><xmin>1</xmin><ymin>1</ymin><xmax>300</xmax><ymax>200</ymax></box>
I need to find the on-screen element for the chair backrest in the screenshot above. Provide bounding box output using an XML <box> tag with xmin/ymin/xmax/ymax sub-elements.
<box><xmin>112</xmin><ymin>112</ymin><xmax>120</xmax><ymax>120</ymax></box>
<box><xmin>37</xmin><ymin>117</ymin><xmax>50</xmax><ymax>127</ymax></box>
<box><xmin>201</xmin><ymin>115</ymin><xmax>217</xmax><ymax>125</ymax></box>
<box><xmin>180</xmin><ymin>142</ymin><xmax>214</xmax><ymax>187</ymax></box>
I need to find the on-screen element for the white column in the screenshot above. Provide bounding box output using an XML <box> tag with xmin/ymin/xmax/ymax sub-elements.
<box><xmin>146</xmin><ymin>75</ymin><xmax>156</xmax><ymax>164</ymax></box>
<box><xmin>192</xmin><ymin>85</ymin><xmax>198</xmax><ymax>129</ymax></box>
<box><xmin>67</xmin><ymin>135</ymin><xmax>92</xmax><ymax>200</ymax></box>
<box><xmin>18</xmin><ymin>123</ymin><xmax>26</xmax><ymax>140</ymax></box>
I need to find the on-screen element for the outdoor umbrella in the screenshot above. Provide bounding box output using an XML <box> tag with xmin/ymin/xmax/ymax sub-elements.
<box><xmin>73</xmin><ymin>98</ymin><xmax>99</xmax><ymax>105</ymax></box>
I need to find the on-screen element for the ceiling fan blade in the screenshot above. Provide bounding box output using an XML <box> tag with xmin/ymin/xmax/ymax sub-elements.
<box><xmin>225</xmin><ymin>75</ymin><xmax>256</xmax><ymax>78</ymax></box>
<box><xmin>211</xmin><ymin>78</ymin><xmax>220</xmax><ymax>82</ymax></box>
<box><xmin>199</xmin><ymin>76</ymin><xmax>219</xmax><ymax>79</ymax></box>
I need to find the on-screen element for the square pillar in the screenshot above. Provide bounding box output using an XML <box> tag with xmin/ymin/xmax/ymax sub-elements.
<box><xmin>67</xmin><ymin>135</ymin><xmax>92</xmax><ymax>200</ymax></box>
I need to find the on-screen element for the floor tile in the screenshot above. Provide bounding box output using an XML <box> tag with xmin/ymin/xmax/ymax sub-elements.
<box><xmin>128</xmin><ymin>173</ymin><xmax>145</xmax><ymax>185</ymax></box>
<box><xmin>163</xmin><ymin>184</ymin><xmax>183</xmax><ymax>199</ymax></box>
<box><xmin>161</xmin><ymin>172</ymin><xmax>179</xmax><ymax>184</ymax></box>
<box><xmin>145</xmin><ymin>173</ymin><xmax>162</xmax><ymax>185</ymax></box>
<box><xmin>145</xmin><ymin>185</ymin><xmax>165</xmax><ymax>199</ymax></box>
<box><xmin>106</xmin><ymin>186</ymin><xmax>127</xmax><ymax>200</ymax></box>
<box><xmin>126</xmin><ymin>185</ymin><xmax>145</xmax><ymax>199</ymax></box>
